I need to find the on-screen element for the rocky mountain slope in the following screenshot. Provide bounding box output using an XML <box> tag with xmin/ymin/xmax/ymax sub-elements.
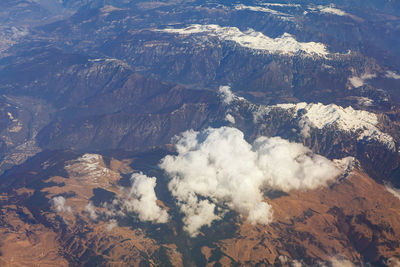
<box><xmin>0</xmin><ymin>150</ymin><xmax>399</xmax><ymax>266</ymax></box>
<box><xmin>0</xmin><ymin>0</ymin><xmax>400</xmax><ymax>266</ymax></box>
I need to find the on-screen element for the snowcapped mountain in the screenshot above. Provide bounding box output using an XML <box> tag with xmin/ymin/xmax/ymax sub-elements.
<box><xmin>0</xmin><ymin>0</ymin><xmax>400</xmax><ymax>266</ymax></box>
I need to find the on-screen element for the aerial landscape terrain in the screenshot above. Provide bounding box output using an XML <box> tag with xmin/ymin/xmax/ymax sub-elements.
<box><xmin>0</xmin><ymin>0</ymin><xmax>400</xmax><ymax>266</ymax></box>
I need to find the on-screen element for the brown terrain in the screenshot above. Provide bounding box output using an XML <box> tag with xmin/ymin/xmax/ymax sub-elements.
<box><xmin>0</xmin><ymin>154</ymin><xmax>399</xmax><ymax>266</ymax></box>
<box><xmin>211</xmin><ymin>170</ymin><xmax>400</xmax><ymax>266</ymax></box>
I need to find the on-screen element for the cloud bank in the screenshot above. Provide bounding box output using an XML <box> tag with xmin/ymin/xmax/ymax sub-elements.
<box><xmin>160</xmin><ymin>127</ymin><xmax>342</xmax><ymax>236</ymax></box>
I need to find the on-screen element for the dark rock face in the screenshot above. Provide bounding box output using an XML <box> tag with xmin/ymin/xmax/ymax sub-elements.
<box><xmin>0</xmin><ymin>46</ymin><xmax>225</xmax><ymax>163</ymax></box>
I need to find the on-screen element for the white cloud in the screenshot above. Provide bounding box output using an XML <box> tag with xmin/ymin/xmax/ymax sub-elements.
<box><xmin>157</xmin><ymin>24</ymin><xmax>329</xmax><ymax>56</ymax></box>
<box><xmin>348</xmin><ymin>73</ymin><xmax>376</xmax><ymax>88</ymax></box>
<box><xmin>291</xmin><ymin>260</ymin><xmax>303</xmax><ymax>267</ymax></box>
<box><xmin>160</xmin><ymin>127</ymin><xmax>342</xmax><ymax>236</ymax></box>
<box><xmin>386</xmin><ymin>71</ymin><xmax>400</xmax><ymax>80</ymax></box>
<box><xmin>178</xmin><ymin>199</ymin><xmax>221</xmax><ymax>236</ymax></box>
<box><xmin>51</xmin><ymin>196</ymin><xmax>72</xmax><ymax>213</ymax></box>
<box><xmin>348</xmin><ymin>76</ymin><xmax>364</xmax><ymax>88</ymax></box>
<box><xmin>256</xmin><ymin>136</ymin><xmax>341</xmax><ymax>190</ymax></box>
<box><xmin>218</xmin><ymin>85</ymin><xmax>244</xmax><ymax>106</ymax></box>
<box><xmin>122</xmin><ymin>173</ymin><xmax>169</xmax><ymax>223</ymax></box>
<box><xmin>278</xmin><ymin>255</ymin><xmax>289</xmax><ymax>264</ymax></box>
<box><xmin>218</xmin><ymin>85</ymin><xmax>236</xmax><ymax>104</ymax></box>
<box><xmin>106</xmin><ymin>219</ymin><xmax>118</xmax><ymax>231</ymax></box>
<box><xmin>85</xmin><ymin>202</ymin><xmax>99</xmax><ymax>220</ymax></box>
<box><xmin>83</xmin><ymin>173</ymin><xmax>168</xmax><ymax>225</ymax></box>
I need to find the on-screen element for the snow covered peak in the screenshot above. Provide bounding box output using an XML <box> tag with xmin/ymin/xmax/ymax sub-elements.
<box><xmin>157</xmin><ymin>24</ymin><xmax>329</xmax><ymax>57</ymax></box>
<box><xmin>65</xmin><ymin>153</ymin><xmax>112</xmax><ymax>182</ymax></box>
<box><xmin>234</xmin><ymin>4</ymin><xmax>290</xmax><ymax>17</ymax></box>
<box><xmin>275</xmin><ymin>102</ymin><xmax>395</xmax><ymax>150</ymax></box>
<box><xmin>316</xmin><ymin>5</ymin><xmax>348</xmax><ymax>16</ymax></box>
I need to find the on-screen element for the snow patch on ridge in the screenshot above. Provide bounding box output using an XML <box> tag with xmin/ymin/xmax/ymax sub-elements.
<box><xmin>386</xmin><ymin>71</ymin><xmax>400</xmax><ymax>80</ymax></box>
<box><xmin>100</xmin><ymin>5</ymin><xmax>124</xmax><ymax>14</ymax></box>
<box><xmin>0</xmin><ymin>26</ymin><xmax>29</xmax><ymax>54</ymax></box>
<box><xmin>261</xmin><ymin>3</ymin><xmax>301</xmax><ymax>8</ymax></box>
<box><xmin>316</xmin><ymin>5</ymin><xmax>348</xmax><ymax>16</ymax></box>
<box><xmin>157</xmin><ymin>24</ymin><xmax>329</xmax><ymax>56</ymax></box>
<box><xmin>274</xmin><ymin>103</ymin><xmax>395</xmax><ymax>150</ymax></box>
<box><xmin>385</xmin><ymin>183</ymin><xmax>400</xmax><ymax>201</ymax></box>
<box><xmin>65</xmin><ymin>154</ymin><xmax>111</xmax><ymax>182</ymax></box>
<box><xmin>234</xmin><ymin>4</ymin><xmax>292</xmax><ymax>18</ymax></box>
<box><xmin>225</xmin><ymin>114</ymin><xmax>236</xmax><ymax>124</ymax></box>
<box><xmin>218</xmin><ymin>86</ymin><xmax>395</xmax><ymax>151</ymax></box>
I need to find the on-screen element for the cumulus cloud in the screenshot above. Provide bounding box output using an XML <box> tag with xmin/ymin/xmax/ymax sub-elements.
<box><xmin>106</xmin><ymin>219</ymin><xmax>118</xmax><ymax>231</ymax></box>
<box><xmin>84</xmin><ymin>173</ymin><xmax>168</xmax><ymax>225</ymax></box>
<box><xmin>51</xmin><ymin>196</ymin><xmax>72</xmax><ymax>213</ymax></box>
<box><xmin>348</xmin><ymin>73</ymin><xmax>376</xmax><ymax>88</ymax></box>
<box><xmin>122</xmin><ymin>173</ymin><xmax>169</xmax><ymax>223</ymax></box>
<box><xmin>278</xmin><ymin>255</ymin><xmax>289</xmax><ymax>264</ymax></box>
<box><xmin>291</xmin><ymin>260</ymin><xmax>303</xmax><ymax>267</ymax></box>
<box><xmin>160</xmin><ymin>127</ymin><xmax>342</xmax><ymax>236</ymax></box>
<box><xmin>219</xmin><ymin>85</ymin><xmax>241</xmax><ymax>125</ymax></box>
<box><xmin>85</xmin><ymin>202</ymin><xmax>99</xmax><ymax>220</ymax></box>
<box><xmin>218</xmin><ymin>85</ymin><xmax>236</xmax><ymax>104</ymax></box>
